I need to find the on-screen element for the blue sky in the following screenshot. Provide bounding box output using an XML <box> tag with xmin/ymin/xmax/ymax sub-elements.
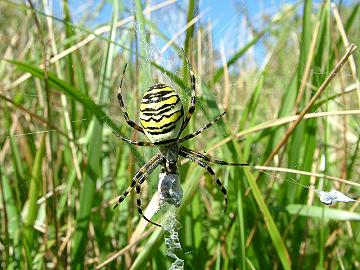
<box><xmin>51</xmin><ymin>0</ymin><xmax>353</xmax><ymax>64</ymax></box>
<box><xmin>55</xmin><ymin>0</ymin><xmax>352</xmax><ymax>32</ymax></box>
<box><xmin>57</xmin><ymin>0</ymin><xmax>295</xmax><ymax>28</ymax></box>
<box><xmin>54</xmin><ymin>0</ymin><xmax>291</xmax><ymax>59</ymax></box>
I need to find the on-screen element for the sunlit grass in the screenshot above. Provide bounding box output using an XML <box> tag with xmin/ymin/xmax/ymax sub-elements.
<box><xmin>0</xmin><ymin>0</ymin><xmax>359</xmax><ymax>269</ymax></box>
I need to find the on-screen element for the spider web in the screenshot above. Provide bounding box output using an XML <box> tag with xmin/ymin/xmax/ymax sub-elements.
<box><xmin>156</xmin><ymin>172</ymin><xmax>184</xmax><ymax>270</ymax></box>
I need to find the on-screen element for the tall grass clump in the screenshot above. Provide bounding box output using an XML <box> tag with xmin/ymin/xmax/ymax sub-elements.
<box><xmin>0</xmin><ymin>0</ymin><xmax>359</xmax><ymax>269</ymax></box>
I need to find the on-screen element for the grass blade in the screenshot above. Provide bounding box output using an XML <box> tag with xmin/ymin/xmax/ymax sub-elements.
<box><xmin>71</xmin><ymin>0</ymin><xmax>119</xmax><ymax>267</ymax></box>
<box><xmin>286</xmin><ymin>204</ymin><xmax>360</xmax><ymax>220</ymax></box>
<box><xmin>22</xmin><ymin>135</ymin><xmax>46</xmax><ymax>268</ymax></box>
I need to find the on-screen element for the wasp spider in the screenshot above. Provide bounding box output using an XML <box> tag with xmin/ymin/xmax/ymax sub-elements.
<box><xmin>114</xmin><ymin>54</ymin><xmax>248</xmax><ymax>227</ymax></box>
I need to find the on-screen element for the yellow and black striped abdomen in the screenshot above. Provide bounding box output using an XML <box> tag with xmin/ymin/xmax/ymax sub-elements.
<box><xmin>140</xmin><ymin>84</ymin><xmax>184</xmax><ymax>144</ymax></box>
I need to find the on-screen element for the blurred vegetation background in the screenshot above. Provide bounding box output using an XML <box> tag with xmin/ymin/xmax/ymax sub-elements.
<box><xmin>0</xmin><ymin>0</ymin><xmax>360</xmax><ymax>269</ymax></box>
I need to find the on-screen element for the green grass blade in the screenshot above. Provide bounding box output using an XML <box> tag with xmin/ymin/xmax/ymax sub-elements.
<box><xmin>211</xmin><ymin>31</ymin><xmax>266</xmax><ymax>85</ymax></box>
<box><xmin>6</xmin><ymin>59</ymin><xmax>120</xmax><ymax>134</ymax></box>
<box><xmin>23</xmin><ymin>135</ymin><xmax>46</xmax><ymax>268</ymax></box>
<box><xmin>0</xmin><ymin>170</ymin><xmax>22</xmax><ymax>269</ymax></box>
<box><xmin>135</xmin><ymin>0</ymin><xmax>151</xmax><ymax>89</ymax></box>
<box><xmin>70</xmin><ymin>1</ymin><xmax>119</xmax><ymax>268</ymax></box>
<box><xmin>286</xmin><ymin>204</ymin><xmax>360</xmax><ymax>220</ymax></box>
<box><xmin>243</xmin><ymin>166</ymin><xmax>292</xmax><ymax>270</ymax></box>
<box><xmin>3</xmin><ymin>103</ymin><xmax>25</xmax><ymax>182</ymax></box>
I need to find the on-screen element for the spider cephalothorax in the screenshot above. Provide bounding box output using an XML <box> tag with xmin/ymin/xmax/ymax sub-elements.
<box><xmin>113</xmin><ymin>54</ymin><xmax>248</xmax><ymax>227</ymax></box>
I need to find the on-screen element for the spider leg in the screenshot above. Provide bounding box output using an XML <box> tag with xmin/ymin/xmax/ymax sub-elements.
<box><xmin>180</xmin><ymin>49</ymin><xmax>196</xmax><ymax>133</ymax></box>
<box><xmin>113</xmin><ymin>153</ymin><xmax>162</xmax><ymax>209</ymax></box>
<box><xmin>134</xmin><ymin>156</ymin><xmax>164</xmax><ymax>227</ymax></box>
<box><xmin>180</xmin><ymin>112</ymin><xmax>226</xmax><ymax>142</ymax></box>
<box><xmin>117</xmin><ymin>63</ymin><xmax>145</xmax><ymax>134</ymax></box>
<box><xmin>179</xmin><ymin>150</ymin><xmax>229</xmax><ymax>212</ymax></box>
<box><xmin>113</xmin><ymin>131</ymin><xmax>155</xmax><ymax>147</ymax></box>
<box><xmin>135</xmin><ymin>184</ymin><xmax>161</xmax><ymax>227</ymax></box>
<box><xmin>181</xmin><ymin>146</ymin><xmax>249</xmax><ymax>166</ymax></box>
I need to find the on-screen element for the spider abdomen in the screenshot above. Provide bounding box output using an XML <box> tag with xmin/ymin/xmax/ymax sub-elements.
<box><xmin>140</xmin><ymin>84</ymin><xmax>184</xmax><ymax>144</ymax></box>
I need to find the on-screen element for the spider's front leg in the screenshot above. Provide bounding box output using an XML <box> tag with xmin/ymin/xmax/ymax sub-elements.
<box><xmin>180</xmin><ymin>112</ymin><xmax>226</xmax><ymax>142</ymax></box>
<box><xmin>117</xmin><ymin>63</ymin><xmax>145</xmax><ymax>134</ymax></box>
<box><xmin>180</xmin><ymin>50</ymin><xmax>196</xmax><ymax>133</ymax></box>
<box><xmin>113</xmin><ymin>131</ymin><xmax>155</xmax><ymax>147</ymax></box>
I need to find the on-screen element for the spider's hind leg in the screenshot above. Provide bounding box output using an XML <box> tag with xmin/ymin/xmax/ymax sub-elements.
<box><xmin>135</xmin><ymin>184</ymin><xmax>162</xmax><ymax>227</ymax></box>
<box><xmin>179</xmin><ymin>150</ymin><xmax>229</xmax><ymax>212</ymax></box>
<box><xmin>113</xmin><ymin>154</ymin><xmax>161</xmax><ymax>209</ymax></box>
<box><xmin>181</xmin><ymin>146</ymin><xmax>249</xmax><ymax>166</ymax></box>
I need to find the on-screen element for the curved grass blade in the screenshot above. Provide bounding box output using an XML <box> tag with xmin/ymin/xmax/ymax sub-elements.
<box><xmin>242</xmin><ymin>165</ymin><xmax>292</xmax><ymax>270</ymax></box>
<box><xmin>70</xmin><ymin>0</ymin><xmax>119</xmax><ymax>267</ymax></box>
<box><xmin>211</xmin><ymin>31</ymin><xmax>266</xmax><ymax>85</ymax></box>
<box><xmin>6</xmin><ymin>59</ymin><xmax>120</xmax><ymax>134</ymax></box>
<box><xmin>6</xmin><ymin>59</ymin><xmax>146</xmax><ymax>165</ymax></box>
